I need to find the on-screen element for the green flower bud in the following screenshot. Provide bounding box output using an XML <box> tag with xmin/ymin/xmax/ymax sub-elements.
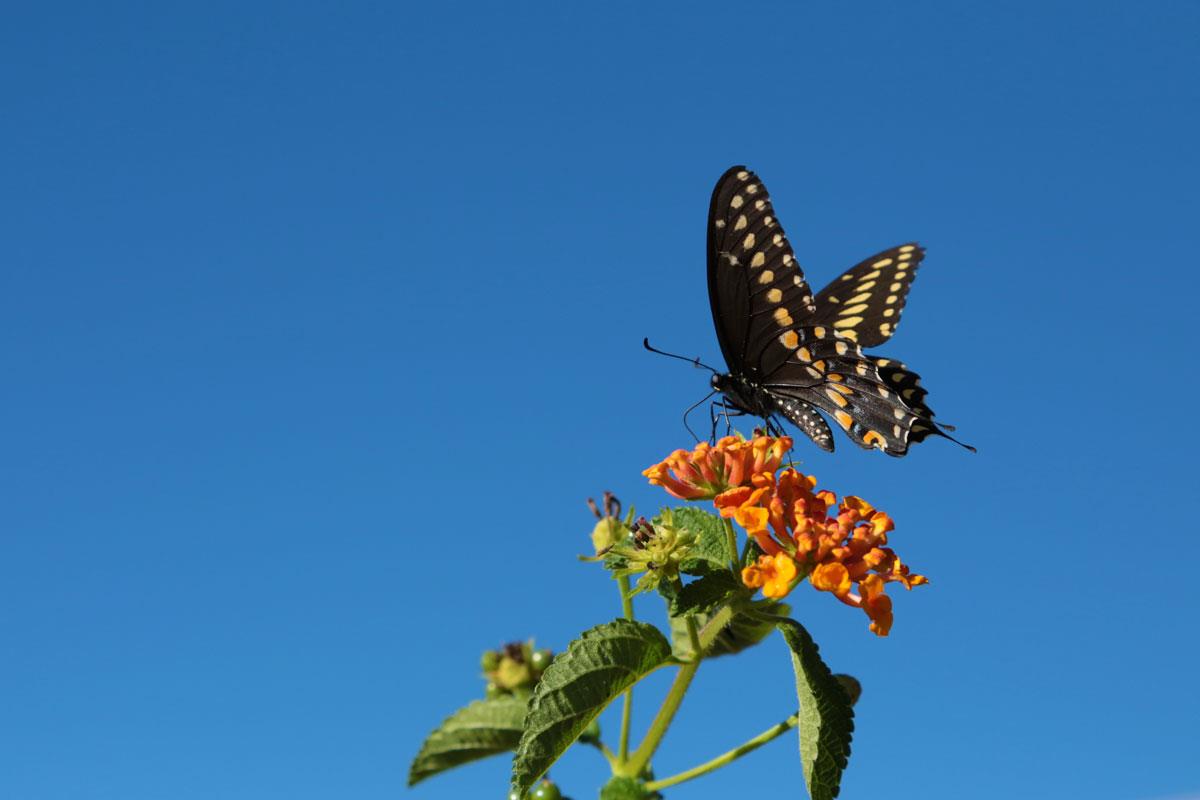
<box><xmin>591</xmin><ymin>517</ymin><xmax>627</xmax><ymax>555</ymax></box>
<box><xmin>531</xmin><ymin>780</ymin><xmax>562</xmax><ymax>800</ymax></box>
<box><xmin>530</xmin><ymin>648</ymin><xmax>553</xmax><ymax>673</ymax></box>
<box><xmin>481</xmin><ymin>650</ymin><xmax>501</xmax><ymax>672</ymax></box>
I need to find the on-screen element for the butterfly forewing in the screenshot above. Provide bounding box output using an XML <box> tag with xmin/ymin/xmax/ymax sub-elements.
<box><xmin>707</xmin><ymin>166</ymin><xmax>816</xmax><ymax>377</ymax></box>
<box><xmin>810</xmin><ymin>244</ymin><xmax>926</xmax><ymax>347</ymax></box>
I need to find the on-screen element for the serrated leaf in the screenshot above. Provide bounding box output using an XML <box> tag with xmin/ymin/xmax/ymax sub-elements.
<box><xmin>671</xmin><ymin>600</ymin><xmax>790</xmax><ymax>659</ymax></box>
<box><xmin>408</xmin><ymin>695</ymin><xmax>528</xmax><ymax>786</ymax></box>
<box><xmin>510</xmin><ymin>619</ymin><xmax>673</xmax><ymax>795</ymax></box>
<box><xmin>663</xmin><ymin>507</ymin><xmax>732</xmax><ymax>576</ymax></box>
<box><xmin>777</xmin><ymin>619</ymin><xmax>855</xmax><ymax>800</ymax></box>
<box><xmin>669</xmin><ymin>571</ymin><xmax>741</xmax><ymax>617</ymax></box>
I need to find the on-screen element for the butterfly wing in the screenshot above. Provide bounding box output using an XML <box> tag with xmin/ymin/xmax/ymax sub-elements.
<box><xmin>757</xmin><ymin>327</ymin><xmax>933</xmax><ymax>456</ymax></box>
<box><xmin>809</xmin><ymin>244</ymin><xmax>925</xmax><ymax>347</ymax></box>
<box><xmin>707</xmin><ymin>166</ymin><xmax>816</xmax><ymax>376</ymax></box>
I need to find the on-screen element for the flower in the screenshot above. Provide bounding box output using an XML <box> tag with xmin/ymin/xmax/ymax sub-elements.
<box><xmin>643</xmin><ymin>434</ymin><xmax>792</xmax><ymax>500</ymax></box>
<box><xmin>741</xmin><ymin>552</ymin><xmax>798</xmax><ymax>599</ymax></box>
<box><xmin>723</xmin><ymin>468</ymin><xmax>927</xmax><ymax>636</ymax></box>
<box><xmin>605</xmin><ymin>511</ymin><xmax>697</xmax><ymax>597</ymax></box>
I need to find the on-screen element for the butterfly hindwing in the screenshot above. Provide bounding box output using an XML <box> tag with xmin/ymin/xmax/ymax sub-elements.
<box><xmin>810</xmin><ymin>244</ymin><xmax>926</xmax><ymax>348</ymax></box>
<box><xmin>707</xmin><ymin>166</ymin><xmax>816</xmax><ymax>377</ymax></box>
<box><xmin>757</xmin><ymin>326</ymin><xmax>927</xmax><ymax>456</ymax></box>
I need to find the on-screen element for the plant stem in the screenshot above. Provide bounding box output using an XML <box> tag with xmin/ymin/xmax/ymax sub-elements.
<box><xmin>643</xmin><ymin>713</ymin><xmax>799</xmax><ymax>792</ymax></box>
<box><xmin>616</xmin><ymin>573</ymin><xmax>635</xmax><ymax>764</ymax></box>
<box><xmin>587</xmin><ymin>738</ymin><xmax>618</xmax><ymax>768</ymax></box>
<box><xmin>620</xmin><ymin>615</ymin><xmax>704</xmax><ymax>777</ymax></box>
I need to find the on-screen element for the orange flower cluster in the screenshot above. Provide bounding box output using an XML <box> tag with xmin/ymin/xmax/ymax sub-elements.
<box><xmin>716</xmin><ymin>469</ymin><xmax>926</xmax><ymax>637</ymax></box>
<box><xmin>642</xmin><ymin>434</ymin><xmax>793</xmax><ymax>500</ymax></box>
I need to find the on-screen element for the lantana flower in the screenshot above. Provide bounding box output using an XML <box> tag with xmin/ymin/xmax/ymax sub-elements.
<box><xmin>643</xmin><ymin>434</ymin><xmax>793</xmax><ymax>500</ymax></box>
<box><xmin>644</xmin><ymin>434</ymin><xmax>927</xmax><ymax>637</ymax></box>
<box><xmin>723</xmin><ymin>468</ymin><xmax>926</xmax><ymax>636</ymax></box>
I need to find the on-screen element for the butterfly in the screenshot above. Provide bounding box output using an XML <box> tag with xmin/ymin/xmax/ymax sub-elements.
<box><xmin>704</xmin><ymin>165</ymin><xmax>971</xmax><ymax>456</ymax></box>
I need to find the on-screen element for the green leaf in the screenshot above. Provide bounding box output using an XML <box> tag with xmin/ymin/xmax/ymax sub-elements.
<box><xmin>777</xmin><ymin>619</ymin><xmax>855</xmax><ymax>800</ymax></box>
<box><xmin>408</xmin><ymin>695</ymin><xmax>528</xmax><ymax>786</ymax></box>
<box><xmin>510</xmin><ymin>619</ymin><xmax>673</xmax><ymax>795</ymax></box>
<box><xmin>671</xmin><ymin>600</ymin><xmax>791</xmax><ymax>659</ymax></box>
<box><xmin>668</xmin><ymin>571</ymin><xmax>742</xmax><ymax>617</ymax></box>
<box><xmin>664</xmin><ymin>507</ymin><xmax>732</xmax><ymax>576</ymax></box>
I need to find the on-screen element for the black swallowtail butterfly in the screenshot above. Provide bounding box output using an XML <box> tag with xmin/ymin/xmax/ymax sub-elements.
<box><xmin>702</xmin><ymin>165</ymin><xmax>971</xmax><ymax>456</ymax></box>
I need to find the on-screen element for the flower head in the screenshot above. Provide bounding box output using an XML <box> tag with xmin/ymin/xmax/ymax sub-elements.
<box><xmin>644</xmin><ymin>434</ymin><xmax>792</xmax><ymax>500</ymax></box>
<box><xmin>606</xmin><ymin>510</ymin><xmax>697</xmax><ymax>597</ymax></box>
<box><xmin>723</xmin><ymin>468</ymin><xmax>927</xmax><ymax>636</ymax></box>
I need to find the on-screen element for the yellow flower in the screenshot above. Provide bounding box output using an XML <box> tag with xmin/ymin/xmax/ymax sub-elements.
<box><xmin>741</xmin><ymin>553</ymin><xmax>798</xmax><ymax>599</ymax></box>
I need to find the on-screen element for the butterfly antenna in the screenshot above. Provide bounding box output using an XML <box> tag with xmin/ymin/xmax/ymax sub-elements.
<box><xmin>643</xmin><ymin>338</ymin><xmax>718</xmax><ymax>374</ymax></box>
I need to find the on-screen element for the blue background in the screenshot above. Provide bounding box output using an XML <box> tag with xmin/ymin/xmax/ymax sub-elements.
<box><xmin>4</xmin><ymin>2</ymin><xmax>1198</xmax><ymax>799</ymax></box>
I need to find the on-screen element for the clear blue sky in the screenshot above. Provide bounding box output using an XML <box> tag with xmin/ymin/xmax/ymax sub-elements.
<box><xmin>3</xmin><ymin>3</ymin><xmax>1198</xmax><ymax>799</ymax></box>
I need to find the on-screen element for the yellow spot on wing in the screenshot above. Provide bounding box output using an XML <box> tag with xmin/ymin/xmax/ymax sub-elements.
<box><xmin>834</xmin><ymin>317</ymin><xmax>863</xmax><ymax>328</ymax></box>
<box><xmin>751</xmin><ymin>252</ymin><xmax>766</xmax><ymax>268</ymax></box>
<box><xmin>839</xmin><ymin>303</ymin><xmax>869</xmax><ymax>315</ymax></box>
<box><xmin>856</xmin><ymin>280</ymin><xmax>877</xmax><ymax>291</ymax></box>
<box><xmin>797</xmin><ymin>347</ymin><xmax>812</xmax><ymax>362</ymax></box>
<box><xmin>743</xmin><ymin>233</ymin><xmax>756</xmax><ymax>249</ymax></box>
<box><xmin>834</xmin><ymin>411</ymin><xmax>853</xmax><ymax>430</ymax></box>
<box><xmin>826</xmin><ymin>389</ymin><xmax>849</xmax><ymax>407</ymax></box>
<box><xmin>863</xmin><ymin>430</ymin><xmax>885</xmax><ymax>448</ymax></box>
<box><xmin>899</xmin><ymin>245</ymin><xmax>916</xmax><ymax>253</ymax></box>
<box><xmin>780</xmin><ymin>330</ymin><xmax>799</xmax><ymax>348</ymax></box>
<box><xmin>860</xmin><ymin>270</ymin><xmax>881</xmax><ymax>280</ymax></box>
<box><xmin>813</xmin><ymin>327</ymin><xmax>826</xmax><ymax>338</ymax></box>
<box><xmin>731</xmin><ymin>195</ymin><xmax>744</xmax><ymax>208</ymax></box>
<box><xmin>767</xmin><ymin>288</ymin><xmax>783</xmax><ymax>303</ymax></box>
<box><xmin>758</xmin><ymin>270</ymin><xmax>774</xmax><ymax>284</ymax></box>
<box><xmin>773</xmin><ymin>308</ymin><xmax>793</xmax><ymax>326</ymax></box>
<box><xmin>841</xmin><ymin>329</ymin><xmax>859</xmax><ymax>342</ymax></box>
<box><xmin>846</xmin><ymin>292</ymin><xmax>871</xmax><ymax>304</ymax></box>
<box><xmin>873</xmin><ymin>258</ymin><xmax>894</xmax><ymax>268</ymax></box>
<box><xmin>734</xmin><ymin>215</ymin><xmax>748</xmax><ymax>231</ymax></box>
<box><xmin>889</xmin><ymin>282</ymin><xmax>902</xmax><ymax>291</ymax></box>
<box><xmin>830</xmin><ymin>382</ymin><xmax>853</xmax><ymax>395</ymax></box>
<box><xmin>835</xmin><ymin>341</ymin><xmax>849</xmax><ymax>355</ymax></box>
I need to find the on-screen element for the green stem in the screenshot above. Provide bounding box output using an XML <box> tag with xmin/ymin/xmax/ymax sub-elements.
<box><xmin>643</xmin><ymin>713</ymin><xmax>799</xmax><ymax>792</ymax></box>
<box><xmin>616</xmin><ymin>573</ymin><xmax>635</xmax><ymax>764</ymax></box>
<box><xmin>587</xmin><ymin>738</ymin><xmax>618</xmax><ymax>768</ymax></box>
<box><xmin>620</xmin><ymin>615</ymin><xmax>703</xmax><ymax>777</ymax></box>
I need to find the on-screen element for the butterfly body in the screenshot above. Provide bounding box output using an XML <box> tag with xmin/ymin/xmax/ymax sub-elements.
<box><xmin>705</xmin><ymin>165</ymin><xmax>970</xmax><ymax>456</ymax></box>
